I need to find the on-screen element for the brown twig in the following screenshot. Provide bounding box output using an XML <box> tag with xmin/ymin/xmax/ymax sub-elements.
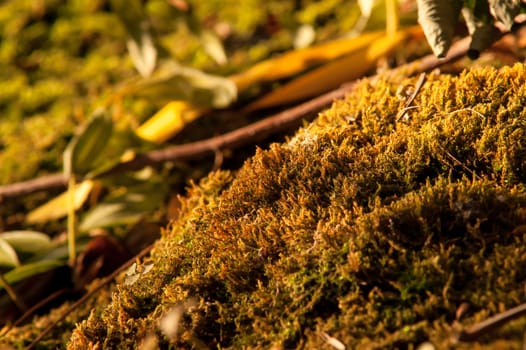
<box><xmin>396</xmin><ymin>72</ymin><xmax>426</xmax><ymax>121</ymax></box>
<box><xmin>97</xmin><ymin>84</ymin><xmax>356</xmax><ymax>177</ymax></box>
<box><xmin>0</xmin><ymin>37</ymin><xmax>471</xmax><ymax>201</ymax></box>
<box><xmin>24</xmin><ymin>243</ymin><xmax>154</xmax><ymax>350</ymax></box>
<box><xmin>400</xmin><ymin>35</ymin><xmax>471</xmax><ymax>75</ymax></box>
<box><xmin>0</xmin><ymin>173</ymin><xmax>68</xmax><ymax>202</ymax></box>
<box><xmin>0</xmin><ymin>84</ymin><xmax>357</xmax><ymax>201</ymax></box>
<box><xmin>455</xmin><ymin>302</ymin><xmax>526</xmax><ymax>342</ymax></box>
<box><xmin>11</xmin><ymin>288</ymin><xmax>68</xmax><ymax>329</ymax></box>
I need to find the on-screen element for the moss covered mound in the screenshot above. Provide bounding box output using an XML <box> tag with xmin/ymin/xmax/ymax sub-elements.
<box><xmin>69</xmin><ymin>64</ymin><xmax>526</xmax><ymax>349</ymax></box>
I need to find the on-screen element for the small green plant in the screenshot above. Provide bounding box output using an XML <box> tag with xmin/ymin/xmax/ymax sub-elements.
<box><xmin>62</xmin><ymin>109</ymin><xmax>114</xmax><ymax>266</ymax></box>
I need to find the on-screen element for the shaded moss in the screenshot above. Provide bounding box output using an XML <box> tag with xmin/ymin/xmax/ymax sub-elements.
<box><xmin>2</xmin><ymin>282</ymin><xmax>115</xmax><ymax>350</ymax></box>
<box><xmin>63</xmin><ymin>63</ymin><xmax>526</xmax><ymax>349</ymax></box>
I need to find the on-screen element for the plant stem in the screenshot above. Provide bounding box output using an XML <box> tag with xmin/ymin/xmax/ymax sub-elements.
<box><xmin>67</xmin><ymin>176</ymin><xmax>77</xmax><ymax>267</ymax></box>
<box><xmin>386</xmin><ymin>0</ymin><xmax>399</xmax><ymax>35</ymax></box>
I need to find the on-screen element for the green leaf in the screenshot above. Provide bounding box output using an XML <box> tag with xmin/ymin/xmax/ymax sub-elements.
<box><xmin>111</xmin><ymin>0</ymin><xmax>157</xmax><ymax>77</ymax></box>
<box><xmin>0</xmin><ymin>260</ymin><xmax>65</xmax><ymax>291</ymax></box>
<box><xmin>123</xmin><ymin>62</ymin><xmax>237</xmax><ymax>108</ymax></box>
<box><xmin>0</xmin><ymin>231</ymin><xmax>53</xmax><ymax>254</ymax></box>
<box><xmin>199</xmin><ymin>30</ymin><xmax>227</xmax><ymax>65</ymax></box>
<box><xmin>126</xmin><ymin>24</ymin><xmax>157</xmax><ymax>77</ymax></box>
<box><xmin>63</xmin><ymin>109</ymin><xmax>114</xmax><ymax>178</ymax></box>
<box><xmin>30</xmin><ymin>240</ymin><xmax>90</xmax><ymax>262</ymax></box>
<box><xmin>417</xmin><ymin>0</ymin><xmax>462</xmax><ymax>57</ymax></box>
<box><xmin>79</xmin><ymin>179</ymin><xmax>166</xmax><ymax>232</ymax></box>
<box><xmin>87</xmin><ymin>127</ymin><xmax>156</xmax><ymax>179</ymax></box>
<box><xmin>79</xmin><ymin>202</ymin><xmax>142</xmax><ymax>231</ymax></box>
<box><xmin>0</xmin><ymin>238</ymin><xmax>19</xmax><ymax>267</ymax></box>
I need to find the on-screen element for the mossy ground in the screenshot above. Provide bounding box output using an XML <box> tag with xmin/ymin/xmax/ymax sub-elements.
<box><xmin>5</xmin><ymin>1</ymin><xmax>525</xmax><ymax>349</ymax></box>
<box><xmin>57</xmin><ymin>64</ymin><xmax>526</xmax><ymax>348</ymax></box>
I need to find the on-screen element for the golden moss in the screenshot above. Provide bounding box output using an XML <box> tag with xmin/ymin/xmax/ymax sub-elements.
<box><xmin>62</xmin><ymin>63</ymin><xmax>526</xmax><ymax>349</ymax></box>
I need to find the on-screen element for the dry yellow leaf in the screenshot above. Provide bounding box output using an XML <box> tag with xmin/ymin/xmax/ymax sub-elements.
<box><xmin>135</xmin><ymin>101</ymin><xmax>207</xmax><ymax>143</ymax></box>
<box><xmin>135</xmin><ymin>27</ymin><xmax>420</xmax><ymax>143</ymax></box>
<box><xmin>245</xmin><ymin>26</ymin><xmax>422</xmax><ymax>111</ymax></box>
<box><xmin>229</xmin><ymin>30</ymin><xmax>385</xmax><ymax>92</ymax></box>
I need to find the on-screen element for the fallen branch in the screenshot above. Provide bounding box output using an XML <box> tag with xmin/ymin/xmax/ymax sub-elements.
<box><xmin>0</xmin><ymin>86</ymin><xmax>351</xmax><ymax>201</ymax></box>
<box><xmin>98</xmin><ymin>84</ymin><xmax>356</xmax><ymax>176</ymax></box>
<box><xmin>455</xmin><ymin>302</ymin><xmax>526</xmax><ymax>342</ymax></box>
<box><xmin>0</xmin><ymin>173</ymin><xmax>68</xmax><ymax>202</ymax></box>
<box><xmin>0</xmin><ymin>37</ymin><xmax>470</xmax><ymax>201</ymax></box>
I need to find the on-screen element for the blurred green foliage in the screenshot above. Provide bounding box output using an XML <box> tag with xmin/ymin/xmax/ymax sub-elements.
<box><xmin>0</xmin><ymin>0</ymin><xmax>368</xmax><ymax>186</ymax></box>
<box><xmin>0</xmin><ymin>0</ymin><xmax>129</xmax><ymax>184</ymax></box>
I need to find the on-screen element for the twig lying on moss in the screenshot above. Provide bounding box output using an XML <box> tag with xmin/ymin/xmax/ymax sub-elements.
<box><xmin>8</xmin><ymin>289</ymin><xmax>68</xmax><ymax>331</ymax></box>
<box><xmin>0</xmin><ymin>36</ymin><xmax>471</xmax><ymax>201</ymax></box>
<box><xmin>455</xmin><ymin>302</ymin><xmax>526</xmax><ymax>342</ymax></box>
<box><xmin>396</xmin><ymin>72</ymin><xmax>426</xmax><ymax>121</ymax></box>
<box><xmin>98</xmin><ymin>84</ymin><xmax>357</xmax><ymax>176</ymax></box>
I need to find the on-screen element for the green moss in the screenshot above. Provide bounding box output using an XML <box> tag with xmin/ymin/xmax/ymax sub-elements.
<box><xmin>61</xmin><ymin>64</ymin><xmax>526</xmax><ymax>349</ymax></box>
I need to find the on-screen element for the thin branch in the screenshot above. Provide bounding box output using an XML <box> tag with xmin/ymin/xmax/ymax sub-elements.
<box><xmin>0</xmin><ymin>173</ymin><xmax>67</xmax><ymax>201</ymax></box>
<box><xmin>0</xmin><ymin>37</ymin><xmax>471</xmax><ymax>201</ymax></box>
<box><xmin>11</xmin><ymin>289</ymin><xmax>68</xmax><ymax>330</ymax></box>
<box><xmin>0</xmin><ymin>84</ymin><xmax>357</xmax><ymax>200</ymax></box>
<box><xmin>455</xmin><ymin>302</ymin><xmax>526</xmax><ymax>342</ymax></box>
<box><xmin>98</xmin><ymin>84</ymin><xmax>357</xmax><ymax>177</ymax></box>
<box><xmin>396</xmin><ymin>72</ymin><xmax>426</xmax><ymax>121</ymax></box>
<box><xmin>401</xmin><ymin>35</ymin><xmax>471</xmax><ymax>74</ymax></box>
